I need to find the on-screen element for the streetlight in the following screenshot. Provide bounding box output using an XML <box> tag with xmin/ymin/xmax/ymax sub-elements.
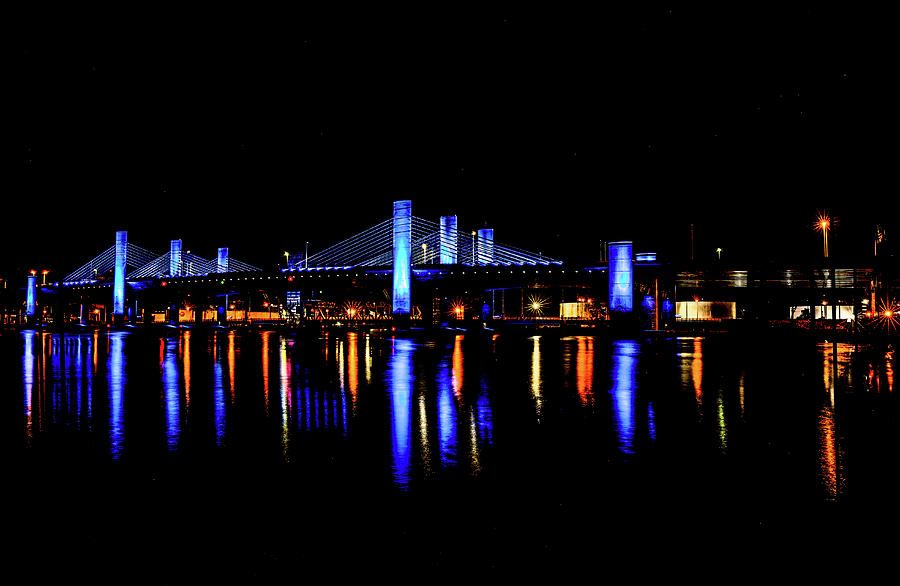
<box><xmin>42</xmin><ymin>270</ymin><xmax>49</xmax><ymax>285</ymax></box>
<box><xmin>815</xmin><ymin>213</ymin><xmax>831</xmax><ymax>259</ymax></box>
<box><xmin>421</xmin><ymin>243</ymin><xmax>428</xmax><ymax>264</ymax></box>
<box><xmin>472</xmin><ymin>231</ymin><xmax>477</xmax><ymax>265</ymax></box>
<box><xmin>716</xmin><ymin>248</ymin><xmax>722</xmax><ymax>261</ymax></box>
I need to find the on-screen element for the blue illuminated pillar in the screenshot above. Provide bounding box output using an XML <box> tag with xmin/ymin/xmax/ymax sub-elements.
<box><xmin>476</xmin><ymin>229</ymin><xmax>494</xmax><ymax>265</ymax></box>
<box><xmin>440</xmin><ymin>215</ymin><xmax>458</xmax><ymax>264</ymax></box>
<box><xmin>114</xmin><ymin>231</ymin><xmax>127</xmax><ymax>317</ymax></box>
<box><xmin>170</xmin><ymin>239</ymin><xmax>182</xmax><ymax>276</ymax></box>
<box><xmin>392</xmin><ymin>200</ymin><xmax>412</xmax><ymax>315</ymax></box>
<box><xmin>217</xmin><ymin>248</ymin><xmax>229</xmax><ymax>273</ymax></box>
<box><xmin>608</xmin><ymin>241</ymin><xmax>633</xmax><ymax>312</ymax></box>
<box><xmin>26</xmin><ymin>274</ymin><xmax>37</xmax><ymax>317</ymax></box>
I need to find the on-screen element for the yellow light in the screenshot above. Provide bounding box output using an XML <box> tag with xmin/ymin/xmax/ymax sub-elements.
<box><xmin>532</xmin><ymin>302</ymin><xmax>540</xmax><ymax>310</ymax></box>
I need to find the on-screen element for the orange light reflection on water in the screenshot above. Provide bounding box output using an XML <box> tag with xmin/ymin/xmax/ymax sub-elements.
<box><xmin>452</xmin><ymin>335</ymin><xmax>463</xmax><ymax>397</ymax></box>
<box><xmin>262</xmin><ymin>331</ymin><xmax>272</xmax><ymax>413</ymax></box>
<box><xmin>228</xmin><ymin>331</ymin><xmax>236</xmax><ymax>402</ymax></box>
<box><xmin>576</xmin><ymin>337</ymin><xmax>594</xmax><ymax>406</ymax></box>
<box><xmin>348</xmin><ymin>332</ymin><xmax>359</xmax><ymax>414</ymax></box>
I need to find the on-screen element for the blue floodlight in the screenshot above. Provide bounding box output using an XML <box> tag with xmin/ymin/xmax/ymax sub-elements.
<box><xmin>608</xmin><ymin>241</ymin><xmax>633</xmax><ymax>312</ymax></box>
<box><xmin>476</xmin><ymin>229</ymin><xmax>494</xmax><ymax>265</ymax></box>
<box><xmin>217</xmin><ymin>248</ymin><xmax>229</xmax><ymax>273</ymax></box>
<box><xmin>26</xmin><ymin>274</ymin><xmax>37</xmax><ymax>316</ymax></box>
<box><xmin>440</xmin><ymin>215</ymin><xmax>458</xmax><ymax>264</ymax></box>
<box><xmin>114</xmin><ymin>231</ymin><xmax>127</xmax><ymax>315</ymax></box>
<box><xmin>392</xmin><ymin>200</ymin><xmax>412</xmax><ymax>315</ymax></box>
<box><xmin>170</xmin><ymin>239</ymin><xmax>183</xmax><ymax>276</ymax></box>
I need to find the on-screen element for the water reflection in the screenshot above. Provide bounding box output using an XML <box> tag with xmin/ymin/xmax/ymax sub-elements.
<box><xmin>107</xmin><ymin>332</ymin><xmax>127</xmax><ymax>458</ymax></box>
<box><xmin>279</xmin><ymin>336</ymin><xmax>291</xmax><ymax>457</ymax></box>
<box><xmin>530</xmin><ymin>336</ymin><xmax>543</xmax><ymax>423</ymax></box>
<box><xmin>610</xmin><ymin>340</ymin><xmax>638</xmax><ymax>454</ymax></box>
<box><xmin>23</xmin><ymin>330</ymin><xmax>36</xmax><ymax>445</ymax></box>
<box><xmin>16</xmin><ymin>328</ymin><xmax>895</xmax><ymax>504</ymax></box>
<box><xmin>387</xmin><ymin>337</ymin><xmax>414</xmax><ymax>487</ymax></box>
<box><xmin>818</xmin><ymin>342</ymin><xmax>846</xmax><ymax>501</ymax></box>
<box><xmin>451</xmin><ymin>335</ymin><xmax>463</xmax><ymax>397</ymax></box>
<box><xmin>213</xmin><ymin>333</ymin><xmax>227</xmax><ymax>446</ymax></box>
<box><xmin>348</xmin><ymin>332</ymin><xmax>359</xmax><ymax>414</ymax></box>
<box><xmin>576</xmin><ymin>337</ymin><xmax>594</xmax><ymax>407</ymax></box>
<box><xmin>161</xmin><ymin>338</ymin><xmax>182</xmax><ymax>450</ymax></box>
<box><xmin>436</xmin><ymin>354</ymin><xmax>458</xmax><ymax>466</ymax></box>
<box><xmin>262</xmin><ymin>331</ymin><xmax>272</xmax><ymax>412</ymax></box>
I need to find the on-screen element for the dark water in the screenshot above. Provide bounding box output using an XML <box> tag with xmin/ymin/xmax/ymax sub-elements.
<box><xmin>5</xmin><ymin>328</ymin><xmax>899</xmax><ymax>580</ymax></box>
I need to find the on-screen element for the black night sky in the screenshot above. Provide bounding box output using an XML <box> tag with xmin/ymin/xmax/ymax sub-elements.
<box><xmin>8</xmin><ymin>7</ymin><xmax>894</xmax><ymax>278</ymax></box>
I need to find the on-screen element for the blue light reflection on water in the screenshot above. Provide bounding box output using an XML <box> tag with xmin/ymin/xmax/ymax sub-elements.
<box><xmin>387</xmin><ymin>337</ymin><xmax>414</xmax><ymax>487</ymax></box>
<box><xmin>23</xmin><ymin>330</ymin><xmax>36</xmax><ymax>444</ymax></box>
<box><xmin>107</xmin><ymin>332</ymin><xmax>127</xmax><ymax>458</ymax></box>
<box><xmin>436</xmin><ymin>356</ymin><xmax>458</xmax><ymax>467</ymax></box>
<box><xmin>162</xmin><ymin>338</ymin><xmax>181</xmax><ymax>451</ymax></box>
<box><xmin>610</xmin><ymin>339</ymin><xmax>638</xmax><ymax>455</ymax></box>
<box><xmin>213</xmin><ymin>338</ymin><xmax>227</xmax><ymax>446</ymax></box>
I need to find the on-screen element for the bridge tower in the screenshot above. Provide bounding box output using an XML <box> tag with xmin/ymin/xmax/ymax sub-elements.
<box><xmin>26</xmin><ymin>273</ymin><xmax>37</xmax><ymax>322</ymax></box>
<box><xmin>608</xmin><ymin>241</ymin><xmax>634</xmax><ymax>312</ymax></box>
<box><xmin>477</xmin><ymin>228</ymin><xmax>494</xmax><ymax>265</ymax></box>
<box><xmin>217</xmin><ymin>248</ymin><xmax>229</xmax><ymax>273</ymax></box>
<box><xmin>440</xmin><ymin>215</ymin><xmax>458</xmax><ymax>264</ymax></box>
<box><xmin>113</xmin><ymin>231</ymin><xmax>127</xmax><ymax>321</ymax></box>
<box><xmin>392</xmin><ymin>200</ymin><xmax>412</xmax><ymax>317</ymax></box>
<box><xmin>170</xmin><ymin>239</ymin><xmax>183</xmax><ymax>276</ymax></box>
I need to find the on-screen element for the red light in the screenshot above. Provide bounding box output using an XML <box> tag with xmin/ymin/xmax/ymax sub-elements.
<box><xmin>161</xmin><ymin>281</ymin><xmax>167</xmax><ymax>287</ymax></box>
<box><xmin>288</xmin><ymin>276</ymin><xmax>294</xmax><ymax>282</ymax></box>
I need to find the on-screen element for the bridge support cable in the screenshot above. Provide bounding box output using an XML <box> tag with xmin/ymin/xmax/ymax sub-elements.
<box><xmin>126</xmin><ymin>251</ymin><xmax>260</xmax><ymax>279</ymax></box>
<box><xmin>412</xmin><ymin>217</ymin><xmax>561</xmax><ymax>266</ymax></box>
<box><xmin>293</xmin><ymin>219</ymin><xmax>394</xmax><ymax>269</ymax></box>
<box><xmin>285</xmin><ymin>213</ymin><xmax>563</xmax><ymax>270</ymax></box>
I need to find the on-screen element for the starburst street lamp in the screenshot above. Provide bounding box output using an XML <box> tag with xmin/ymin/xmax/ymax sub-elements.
<box><xmin>815</xmin><ymin>212</ymin><xmax>831</xmax><ymax>259</ymax></box>
<box><xmin>527</xmin><ymin>294</ymin><xmax>549</xmax><ymax>317</ymax></box>
<box><xmin>874</xmin><ymin>298</ymin><xmax>900</xmax><ymax>332</ymax></box>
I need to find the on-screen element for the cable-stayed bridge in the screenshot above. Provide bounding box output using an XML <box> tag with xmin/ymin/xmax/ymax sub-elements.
<box><xmin>19</xmin><ymin>200</ymin><xmax>650</xmax><ymax>328</ymax></box>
